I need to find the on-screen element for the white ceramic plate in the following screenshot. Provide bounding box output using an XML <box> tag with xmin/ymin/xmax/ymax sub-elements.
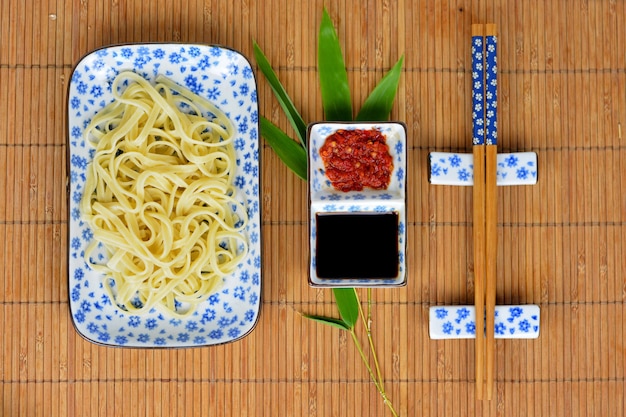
<box><xmin>307</xmin><ymin>122</ymin><xmax>407</xmax><ymax>287</ymax></box>
<box><xmin>67</xmin><ymin>44</ymin><xmax>261</xmax><ymax>347</ymax></box>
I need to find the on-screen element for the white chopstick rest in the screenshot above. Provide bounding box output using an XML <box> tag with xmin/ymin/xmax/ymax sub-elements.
<box><xmin>429</xmin><ymin>305</ymin><xmax>540</xmax><ymax>339</ymax></box>
<box><xmin>429</xmin><ymin>151</ymin><xmax>538</xmax><ymax>186</ymax></box>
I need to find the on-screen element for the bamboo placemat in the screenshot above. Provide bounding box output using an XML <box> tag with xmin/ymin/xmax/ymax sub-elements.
<box><xmin>1</xmin><ymin>0</ymin><xmax>625</xmax><ymax>415</ymax></box>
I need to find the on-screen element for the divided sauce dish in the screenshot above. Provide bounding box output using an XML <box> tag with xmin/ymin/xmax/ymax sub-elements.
<box><xmin>308</xmin><ymin>122</ymin><xmax>408</xmax><ymax>287</ymax></box>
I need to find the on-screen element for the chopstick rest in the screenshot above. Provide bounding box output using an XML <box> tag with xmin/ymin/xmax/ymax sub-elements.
<box><xmin>429</xmin><ymin>305</ymin><xmax>541</xmax><ymax>340</ymax></box>
<box><xmin>429</xmin><ymin>151</ymin><xmax>538</xmax><ymax>186</ymax></box>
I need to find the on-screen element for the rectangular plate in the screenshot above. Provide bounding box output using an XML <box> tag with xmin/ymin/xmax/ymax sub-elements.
<box><xmin>67</xmin><ymin>44</ymin><xmax>261</xmax><ymax>348</ymax></box>
<box><xmin>429</xmin><ymin>305</ymin><xmax>541</xmax><ymax>339</ymax></box>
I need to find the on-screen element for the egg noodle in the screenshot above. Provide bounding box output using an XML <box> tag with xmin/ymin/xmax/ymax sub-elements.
<box><xmin>81</xmin><ymin>71</ymin><xmax>248</xmax><ymax>317</ymax></box>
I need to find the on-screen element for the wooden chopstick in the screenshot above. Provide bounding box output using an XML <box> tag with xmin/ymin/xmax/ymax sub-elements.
<box><xmin>470</xmin><ymin>23</ymin><xmax>486</xmax><ymax>401</ymax></box>
<box><xmin>484</xmin><ymin>23</ymin><xmax>498</xmax><ymax>401</ymax></box>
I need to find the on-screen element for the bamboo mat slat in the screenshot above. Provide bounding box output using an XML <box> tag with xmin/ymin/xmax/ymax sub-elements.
<box><xmin>1</xmin><ymin>0</ymin><xmax>626</xmax><ymax>416</ymax></box>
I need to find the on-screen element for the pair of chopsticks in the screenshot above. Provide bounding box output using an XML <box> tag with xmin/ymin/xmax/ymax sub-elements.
<box><xmin>471</xmin><ymin>23</ymin><xmax>498</xmax><ymax>401</ymax></box>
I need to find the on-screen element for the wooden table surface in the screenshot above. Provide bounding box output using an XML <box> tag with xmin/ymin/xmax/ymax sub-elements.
<box><xmin>1</xmin><ymin>0</ymin><xmax>625</xmax><ymax>415</ymax></box>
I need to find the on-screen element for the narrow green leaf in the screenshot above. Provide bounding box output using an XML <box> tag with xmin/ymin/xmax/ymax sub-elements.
<box><xmin>302</xmin><ymin>314</ymin><xmax>350</xmax><ymax>331</ymax></box>
<box><xmin>356</xmin><ymin>55</ymin><xmax>405</xmax><ymax>121</ymax></box>
<box><xmin>332</xmin><ymin>288</ymin><xmax>360</xmax><ymax>329</ymax></box>
<box><xmin>318</xmin><ymin>8</ymin><xmax>352</xmax><ymax>121</ymax></box>
<box><xmin>259</xmin><ymin>116</ymin><xmax>307</xmax><ymax>180</ymax></box>
<box><xmin>253</xmin><ymin>41</ymin><xmax>308</xmax><ymax>147</ymax></box>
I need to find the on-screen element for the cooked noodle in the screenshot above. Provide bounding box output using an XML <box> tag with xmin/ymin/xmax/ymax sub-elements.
<box><xmin>81</xmin><ymin>71</ymin><xmax>248</xmax><ymax>317</ymax></box>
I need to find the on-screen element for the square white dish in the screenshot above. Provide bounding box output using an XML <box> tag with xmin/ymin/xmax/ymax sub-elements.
<box><xmin>307</xmin><ymin>122</ymin><xmax>407</xmax><ymax>287</ymax></box>
<box><xmin>67</xmin><ymin>44</ymin><xmax>261</xmax><ymax>348</ymax></box>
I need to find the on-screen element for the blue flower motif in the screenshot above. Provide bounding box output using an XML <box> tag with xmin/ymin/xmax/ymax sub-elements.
<box><xmin>145</xmin><ymin>318</ymin><xmax>158</xmax><ymax>330</ymax></box>
<box><xmin>98</xmin><ymin>332</ymin><xmax>111</xmax><ymax>342</ymax></box>
<box><xmin>114</xmin><ymin>335</ymin><xmax>128</xmax><ymax>345</ymax></box>
<box><xmin>201</xmin><ymin>309</ymin><xmax>217</xmax><ymax>323</ymax></box>
<box><xmin>509</xmin><ymin>307</ymin><xmax>523</xmax><ymax>319</ymax></box>
<box><xmin>138</xmin><ymin>334</ymin><xmax>150</xmax><ymax>343</ymax></box>
<box><xmin>74</xmin><ymin>268</ymin><xmax>84</xmax><ymax>281</ymax></box>
<box><xmin>442</xmin><ymin>322</ymin><xmax>454</xmax><ymax>335</ymax></box>
<box><xmin>234</xmin><ymin>138</ymin><xmax>245</xmax><ymax>151</ymax></box>
<box><xmin>449</xmin><ymin>154</ymin><xmax>462</xmax><ymax>167</ymax></box>
<box><xmin>134</xmin><ymin>55</ymin><xmax>150</xmax><ymax>69</ymax></box>
<box><xmin>71</xmin><ymin>126</ymin><xmax>82</xmax><ymax>139</ymax></box>
<box><xmin>198</xmin><ymin>55</ymin><xmax>211</xmax><ymax>70</ymax></box>
<box><xmin>228</xmin><ymin>327</ymin><xmax>241</xmax><ymax>338</ymax></box>
<box><xmin>495</xmin><ymin>322</ymin><xmax>506</xmax><ymax>335</ymax></box>
<box><xmin>154</xmin><ymin>337</ymin><xmax>166</xmax><ymax>345</ymax></box>
<box><xmin>128</xmin><ymin>316</ymin><xmax>141</xmax><ymax>327</ymax></box>
<box><xmin>194</xmin><ymin>336</ymin><xmax>207</xmax><ymax>344</ymax></box>
<box><xmin>153</xmin><ymin>48</ymin><xmax>165</xmax><ymax>59</ymax></box>
<box><xmin>240</xmin><ymin>270</ymin><xmax>250</xmax><ymax>282</ymax></box>
<box><xmin>519</xmin><ymin>319</ymin><xmax>531</xmax><ymax>332</ymax></box>
<box><xmin>86</xmin><ymin>322</ymin><xmax>99</xmax><ymax>333</ymax></box>
<box><xmin>70</xmin><ymin>96</ymin><xmax>81</xmax><ymax>109</ymax></box>
<box><xmin>77</xmin><ymin>81</ymin><xmax>88</xmax><ymax>94</ymax></box>
<box><xmin>120</xmin><ymin>47</ymin><xmax>133</xmax><ymax>58</ymax></box>
<box><xmin>516</xmin><ymin>167</ymin><xmax>529</xmax><ymax>180</ymax></box>
<box><xmin>177</xmin><ymin>333</ymin><xmax>190</xmax><ymax>342</ymax></box>
<box><xmin>82</xmin><ymin>228</ymin><xmax>93</xmax><ymax>241</ymax></box>
<box><xmin>458</xmin><ymin>168</ymin><xmax>471</xmax><ymax>182</ymax></box>
<box><xmin>81</xmin><ymin>300</ymin><xmax>91</xmax><ymax>312</ymax></box>
<box><xmin>206</xmin><ymin>86</ymin><xmax>220</xmax><ymax>100</ymax></box>
<box><xmin>208</xmin><ymin>294</ymin><xmax>220</xmax><ymax>305</ymax></box>
<box><xmin>505</xmin><ymin>155</ymin><xmax>519</xmax><ymax>167</ymax></box>
<box><xmin>234</xmin><ymin>176</ymin><xmax>245</xmax><ymax>188</ymax></box>
<box><xmin>71</xmin><ymin>154</ymin><xmax>88</xmax><ymax>169</ymax></box>
<box><xmin>456</xmin><ymin>307</ymin><xmax>471</xmax><ymax>323</ymax></box>
<box><xmin>169</xmin><ymin>52</ymin><xmax>183</xmax><ymax>64</ymax></box>
<box><xmin>248</xmin><ymin>290</ymin><xmax>259</xmax><ymax>305</ymax></box>
<box><xmin>396</xmin><ymin>167</ymin><xmax>404</xmax><ymax>182</ymax></box>
<box><xmin>435</xmin><ymin>308</ymin><xmax>448</xmax><ymax>319</ymax></box>
<box><xmin>465</xmin><ymin>321</ymin><xmax>476</xmax><ymax>335</ymax></box>
<box><xmin>431</xmin><ymin>163</ymin><xmax>442</xmax><ymax>177</ymax></box>
<box><xmin>233</xmin><ymin>286</ymin><xmax>245</xmax><ymax>301</ymax></box>
<box><xmin>245</xmin><ymin>310</ymin><xmax>255</xmax><ymax>321</ymax></box>
<box><xmin>71</xmin><ymin>237</ymin><xmax>81</xmax><ymax>250</ymax></box>
<box><xmin>90</xmin><ymin>85</ymin><xmax>104</xmax><ymax>98</ymax></box>
<box><xmin>71</xmin><ymin>286</ymin><xmax>81</xmax><ymax>302</ymax></box>
<box><xmin>209</xmin><ymin>329</ymin><xmax>223</xmax><ymax>339</ymax></box>
<box><xmin>188</xmin><ymin>46</ymin><xmax>201</xmax><ymax>57</ymax></box>
<box><xmin>74</xmin><ymin>310</ymin><xmax>85</xmax><ymax>323</ymax></box>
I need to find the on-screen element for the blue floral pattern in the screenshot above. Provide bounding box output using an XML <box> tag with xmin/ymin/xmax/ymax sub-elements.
<box><xmin>429</xmin><ymin>305</ymin><xmax>540</xmax><ymax>339</ymax></box>
<box><xmin>429</xmin><ymin>152</ymin><xmax>538</xmax><ymax>186</ymax></box>
<box><xmin>472</xmin><ymin>35</ymin><xmax>485</xmax><ymax>146</ymax></box>
<box><xmin>68</xmin><ymin>44</ymin><xmax>261</xmax><ymax>348</ymax></box>
<box><xmin>485</xmin><ymin>34</ymin><xmax>498</xmax><ymax>145</ymax></box>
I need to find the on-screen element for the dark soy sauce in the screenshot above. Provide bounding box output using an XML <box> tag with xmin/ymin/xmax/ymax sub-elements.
<box><xmin>315</xmin><ymin>212</ymin><xmax>399</xmax><ymax>279</ymax></box>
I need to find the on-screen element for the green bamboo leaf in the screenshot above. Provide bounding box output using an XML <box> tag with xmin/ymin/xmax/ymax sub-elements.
<box><xmin>259</xmin><ymin>116</ymin><xmax>307</xmax><ymax>180</ymax></box>
<box><xmin>302</xmin><ymin>314</ymin><xmax>350</xmax><ymax>331</ymax></box>
<box><xmin>332</xmin><ymin>288</ymin><xmax>359</xmax><ymax>329</ymax></box>
<box><xmin>318</xmin><ymin>8</ymin><xmax>352</xmax><ymax>121</ymax></box>
<box><xmin>253</xmin><ymin>41</ymin><xmax>308</xmax><ymax>147</ymax></box>
<box><xmin>356</xmin><ymin>55</ymin><xmax>405</xmax><ymax>121</ymax></box>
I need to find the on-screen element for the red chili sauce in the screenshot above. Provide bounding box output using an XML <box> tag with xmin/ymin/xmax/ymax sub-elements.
<box><xmin>318</xmin><ymin>128</ymin><xmax>393</xmax><ymax>192</ymax></box>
